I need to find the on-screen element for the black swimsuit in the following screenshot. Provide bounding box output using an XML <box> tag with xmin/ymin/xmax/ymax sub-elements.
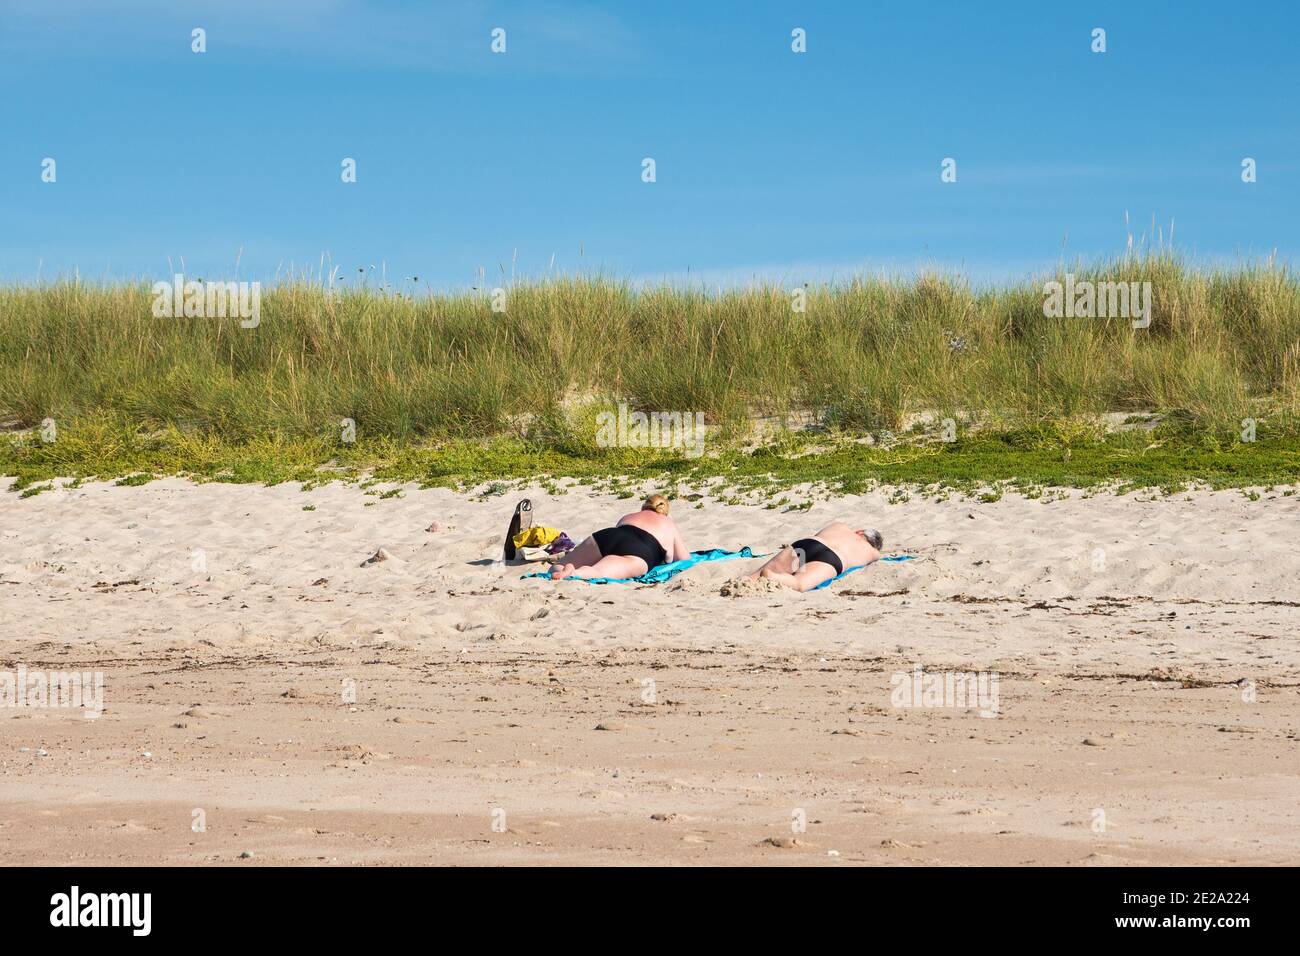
<box><xmin>592</xmin><ymin>524</ymin><xmax>668</xmax><ymax>569</ymax></box>
<box><xmin>791</xmin><ymin>537</ymin><xmax>844</xmax><ymax>575</ymax></box>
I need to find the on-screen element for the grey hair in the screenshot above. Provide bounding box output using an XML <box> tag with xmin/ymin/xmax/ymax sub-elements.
<box><xmin>864</xmin><ymin>528</ymin><xmax>883</xmax><ymax>550</ymax></box>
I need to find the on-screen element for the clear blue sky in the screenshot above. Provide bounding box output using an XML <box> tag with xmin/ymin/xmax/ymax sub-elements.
<box><xmin>2</xmin><ymin>0</ymin><xmax>1296</xmax><ymax>289</ymax></box>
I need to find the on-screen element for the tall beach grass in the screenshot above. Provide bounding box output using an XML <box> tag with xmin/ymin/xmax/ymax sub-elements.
<box><xmin>2</xmin><ymin>254</ymin><xmax>1299</xmax><ymax>491</ymax></box>
<box><xmin>3</xmin><ymin>255</ymin><xmax>1298</xmax><ymax>440</ymax></box>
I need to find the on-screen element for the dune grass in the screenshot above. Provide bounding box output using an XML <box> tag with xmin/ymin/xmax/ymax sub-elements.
<box><xmin>2</xmin><ymin>254</ymin><xmax>1298</xmax><ymax>494</ymax></box>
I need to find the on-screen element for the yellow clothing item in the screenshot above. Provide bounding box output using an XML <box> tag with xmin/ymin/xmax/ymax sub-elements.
<box><xmin>512</xmin><ymin>525</ymin><xmax>563</xmax><ymax>549</ymax></box>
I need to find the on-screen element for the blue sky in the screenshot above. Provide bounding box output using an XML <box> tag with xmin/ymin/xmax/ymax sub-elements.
<box><xmin>2</xmin><ymin>0</ymin><xmax>1296</xmax><ymax>289</ymax></box>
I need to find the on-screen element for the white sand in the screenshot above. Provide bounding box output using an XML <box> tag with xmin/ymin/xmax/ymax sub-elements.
<box><xmin>5</xmin><ymin>476</ymin><xmax>1297</xmax><ymax>674</ymax></box>
<box><xmin>2</xmin><ymin>476</ymin><xmax>1297</xmax><ymax>865</ymax></box>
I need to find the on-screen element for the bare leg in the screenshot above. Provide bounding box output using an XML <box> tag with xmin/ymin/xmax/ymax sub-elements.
<box><xmin>550</xmin><ymin>535</ymin><xmax>602</xmax><ymax>579</ymax></box>
<box><xmin>790</xmin><ymin>562</ymin><xmax>837</xmax><ymax>592</ymax></box>
<box><xmin>571</xmin><ymin>554</ymin><xmax>648</xmax><ymax>580</ymax></box>
<box><xmin>759</xmin><ymin>548</ymin><xmax>837</xmax><ymax>587</ymax></box>
<box><xmin>747</xmin><ymin>545</ymin><xmax>797</xmax><ymax>581</ymax></box>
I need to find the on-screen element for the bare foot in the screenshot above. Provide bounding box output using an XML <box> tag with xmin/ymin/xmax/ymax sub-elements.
<box><xmin>550</xmin><ymin>563</ymin><xmax>576</xmax><ymax>580</ymax></box>
<box><xmin>759</xmin><ymin>567</ymin><xmax>799</xmax><ymax>590</ymax></box>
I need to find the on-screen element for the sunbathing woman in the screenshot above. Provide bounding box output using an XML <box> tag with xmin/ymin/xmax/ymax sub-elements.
<box><xmin>550</xmin><ymin>495</ymin><xmax>689</xmax><ymax>580</ymax></box>
<box><xmin>747</xmin><ymin>522</ymin><xmax>883</xmax><ymax>592</ymax></box>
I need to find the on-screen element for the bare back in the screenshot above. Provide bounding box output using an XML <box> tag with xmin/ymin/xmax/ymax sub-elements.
<box><xmin>813</xmin><ymin>522</ymin><xmax>879</xmax><ymax>568</ymax></box>
<box><xmin>618</xmin><ymin>510</ymin><xmax>686</xmax><ymax>563</ymax></box>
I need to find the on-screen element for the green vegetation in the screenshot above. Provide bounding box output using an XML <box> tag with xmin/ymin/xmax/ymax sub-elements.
<box><xmin>2</xmin><ymin>255</ymin><xmax>1298</xmax><ymax>496</ymax></box>
<box><xmin>2</xmin><ymin>411</ymin><xmax>1296</xmax><ymax>501</ymax></box>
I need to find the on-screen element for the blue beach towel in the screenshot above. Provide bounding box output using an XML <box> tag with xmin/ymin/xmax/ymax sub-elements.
<box><xmin>523</xmin><ymin>547</ymin><xmax>758</xmax><ymax>585</ymax></box>
<box><xmin>810</xmin><ymin>554</ymin><xmax>915</xmax><ymax>590</ymax></box>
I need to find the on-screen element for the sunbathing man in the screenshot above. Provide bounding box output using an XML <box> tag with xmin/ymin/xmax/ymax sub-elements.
<box><xmin>550</xmin><ymin>495</ymin><xmax>689</xmax><ymax>580</ymax></box>
<box><xmin>747</xmin><ymin>522</ymin><xmax>883</xmax><ymax>592</ymax></box>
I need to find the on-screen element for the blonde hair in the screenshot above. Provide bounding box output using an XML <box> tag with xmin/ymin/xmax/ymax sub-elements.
<box><xmin>643</xmin><ymin>494</ymin><xmax>670</xmax><ymax>515</ymax></box>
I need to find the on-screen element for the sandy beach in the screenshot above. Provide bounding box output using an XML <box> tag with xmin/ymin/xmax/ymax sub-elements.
<box><xmin>2</xmin><ymin>477</ymin><xmax>1297</xmax><ymax>865</ymax></box>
